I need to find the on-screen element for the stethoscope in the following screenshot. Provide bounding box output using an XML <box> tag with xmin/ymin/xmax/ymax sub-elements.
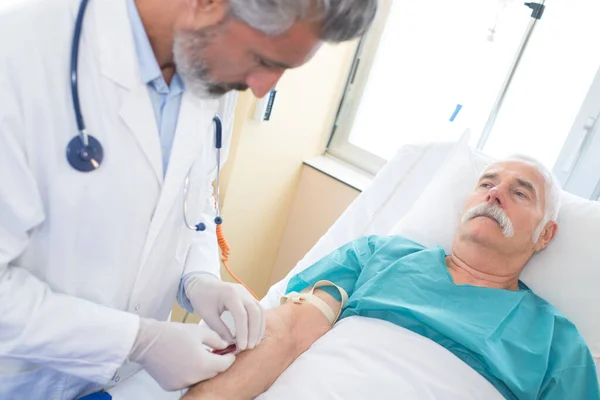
<box><xmin>67</xmin><ymin>0</ymin><xmax>103</xmax><ymax>172</ymax></box>
<box><xmin>183</xmin><ymin>116</ymin><xmax>224</xmax><ymax>232</ymax></box>
<box><xmin>67</xmin><ymin>0</ymin><xmax>223</xmax><ymax>230</ymax></box>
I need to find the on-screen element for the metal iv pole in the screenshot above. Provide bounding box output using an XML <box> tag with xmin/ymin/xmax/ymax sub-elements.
<box><xmin>476</xmin><ymin>2</ymin><xmax>546</xmax><ymax>150</ymax></box>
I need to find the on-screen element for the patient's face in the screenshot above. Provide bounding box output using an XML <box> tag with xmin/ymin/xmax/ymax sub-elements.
<box><xmin>458</xmin><ymin>161</ymin><xmax>547</xmax><ymax>256</ymax></box>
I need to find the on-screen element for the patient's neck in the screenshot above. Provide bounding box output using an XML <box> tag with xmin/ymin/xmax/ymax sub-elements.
<box><xmin>445</xmin><ymin>248</ymin><xmax>521</xmax><ymax>291</ymax></box>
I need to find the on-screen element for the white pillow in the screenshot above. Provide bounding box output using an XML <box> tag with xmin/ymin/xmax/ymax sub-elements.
<box><xmin>390</xmin><ymin>139</ymin><xmax>600</xmax><ymax>358</ymax></box>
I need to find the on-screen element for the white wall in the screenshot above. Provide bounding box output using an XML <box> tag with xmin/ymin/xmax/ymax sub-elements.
<box><xmin>218</xmin><ymin>40</ymin><xmax>358</xmax><ymax>298</ymax></box>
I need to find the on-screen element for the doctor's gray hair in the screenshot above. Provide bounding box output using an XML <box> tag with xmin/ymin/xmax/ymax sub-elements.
<box><xmin>487</xmin><ymin>155</ymin><xmax>562</xmax><ymax>242</ymax></box>
<box><xmin>227</xmin><ymin>0</ymin><xmax>379</xmax><ymax>42</ymax></box>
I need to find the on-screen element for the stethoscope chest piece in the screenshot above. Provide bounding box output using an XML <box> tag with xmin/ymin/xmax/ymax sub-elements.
<box><xmin>66</xmin><ymin>134</ymin><xmax>104</xmax><ymax>172</ymax></box>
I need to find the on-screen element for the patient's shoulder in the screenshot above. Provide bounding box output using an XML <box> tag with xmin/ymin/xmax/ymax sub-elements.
<box><xmin>547</xmin><ymin>319</ymin><xmax>598</xmax><ymax>393</ymax></box>
<box><xmin>530</xmin><ymin>295</ymin><xmax>595</xmax><ymax>368</ymax></box>
<box><xmin>551</xmin><ymin>313</ymin><xmax>592</xmax><ymax>357</ymax></box>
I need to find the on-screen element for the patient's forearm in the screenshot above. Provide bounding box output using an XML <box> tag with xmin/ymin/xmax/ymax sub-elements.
<box><xmin>184</xmin><ymin>298</ymin><xmax>334</xmax><ymax>400</ymax></box>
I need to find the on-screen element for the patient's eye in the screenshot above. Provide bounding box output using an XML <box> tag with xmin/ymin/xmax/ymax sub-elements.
<box><xmin>480</xmin><ymin>182</ymin><xmax>492</xmax><ymax>188</ymax></box>
<box><xmin>515</xmin><ymin>190</ymin><xmax>529</xmax><ymax>199</ymax></box>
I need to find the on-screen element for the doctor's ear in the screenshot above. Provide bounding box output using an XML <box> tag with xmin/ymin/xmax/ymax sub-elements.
<box><xmin>186</xmin><ymin>0</ymin><xmax>229</xmax><ymax>29</ymax></box>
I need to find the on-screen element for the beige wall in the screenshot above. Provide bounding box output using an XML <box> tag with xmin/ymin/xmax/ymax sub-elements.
<box><xmin>270</xmin><ymin>165</ymin><xmax>360</xmax><ymax>285</ymax></box>
<box><xmin>172</xmin><ymin>40</ymin><xmax>359</xmax><ymax>322</ymax></box>
<box><xmin>219</xmin><ymin>41</ymin><xmax>358</xmax><ymax>298</ymax></box>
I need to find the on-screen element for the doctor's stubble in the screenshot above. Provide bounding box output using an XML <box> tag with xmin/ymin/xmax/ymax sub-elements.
<box><xmin>173</xmin><ymin>22</ymin><xmax>249</xmax><ymax>99</ymax></box>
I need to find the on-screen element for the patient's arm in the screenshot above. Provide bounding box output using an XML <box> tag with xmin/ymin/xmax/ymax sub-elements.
<box><xmin>183</xmin><ymin>289</ymin><xmax>341</xmax><ymax>400</ymax></box>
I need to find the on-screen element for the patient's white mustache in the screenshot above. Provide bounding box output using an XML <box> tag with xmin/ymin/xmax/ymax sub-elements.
<box><xmin>462</xmin><ymin>203</ymin><xmax>515</xmax><ymax>238</ymax></box>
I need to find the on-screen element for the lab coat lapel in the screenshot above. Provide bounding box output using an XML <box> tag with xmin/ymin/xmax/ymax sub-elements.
<box><xmin>92</xmin><ymin>0</ymin><xmax>163</xmax><ymax>184</ymax></box>
<box><xmin>140</xmin><ymin>94</ymin><xmax>218</xmax><ymax>265</ymax></box>
<box><xmin>92</xmin><ymin>0</ymin><xmax>136</xmax><ymax>91</ymax></box>
<box><xmin>119</xmin><ymin>86</ymin><xmax>164</xmax><ymax>183</ymax></box>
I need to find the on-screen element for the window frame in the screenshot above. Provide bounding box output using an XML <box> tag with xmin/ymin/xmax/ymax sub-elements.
<box><xmin>325</xmin><ymin>0</ymin><xmax>393</xmax><ymax>176</ymax></box>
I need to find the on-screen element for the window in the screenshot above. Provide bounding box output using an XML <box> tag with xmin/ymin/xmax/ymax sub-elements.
<box><xmin>328</xmin><ymin>0</ymin><xmax>600</xmax><ymax>197</ymax></box>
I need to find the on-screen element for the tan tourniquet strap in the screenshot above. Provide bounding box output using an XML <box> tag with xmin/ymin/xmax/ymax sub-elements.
<box><xmin>280</xmin><ymin>280</ymin><xmax>349</xmax><ymax>325</ymax></box>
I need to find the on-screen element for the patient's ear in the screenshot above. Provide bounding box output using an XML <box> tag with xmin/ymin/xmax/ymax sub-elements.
<box><xmin>534</xmin><ymin>221</ymin><xmax>558</xmax><ymax>252</ymax></box>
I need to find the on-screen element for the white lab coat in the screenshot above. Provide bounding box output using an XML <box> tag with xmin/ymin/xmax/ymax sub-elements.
<box><xmin>0</xmin><ymin>0</ymin><xmax>237</xmax><ymax>398</ymax></box>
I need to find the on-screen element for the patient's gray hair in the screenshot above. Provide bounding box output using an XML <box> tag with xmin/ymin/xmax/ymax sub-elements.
<box><xmin>486</xmin><ymin>155</ymin><xmax>562</xmax><ymax>242</ymax></box>
<box><xmin>228</xmin><ymin>0</ymin><xmax>378</xmax><ymax>42</ymax></box>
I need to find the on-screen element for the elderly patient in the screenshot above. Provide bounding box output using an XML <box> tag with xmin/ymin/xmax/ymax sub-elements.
<box><xmin>186</xmin><ymin>157</ymin><xmax>599</xmax><ymax>400</ymax></box>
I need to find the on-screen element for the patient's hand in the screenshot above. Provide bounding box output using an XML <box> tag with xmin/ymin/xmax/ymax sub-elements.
<box><xmin>182</xmin><ymin>289</ymin><xmax>341</xmax><ymax>400</ymax></box>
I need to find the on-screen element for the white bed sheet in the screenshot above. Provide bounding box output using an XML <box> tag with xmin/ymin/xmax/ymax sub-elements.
<box><xmin>258</xmin><ymin>316</ymin><xmax>504</xmax><ymax>400</ymax></box>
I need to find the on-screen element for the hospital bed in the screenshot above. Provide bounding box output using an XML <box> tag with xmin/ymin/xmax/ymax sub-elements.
<box><xmin>109</xmin><ymin>134</ymin><xmax>600</xmax><ymax>399</ymax></box>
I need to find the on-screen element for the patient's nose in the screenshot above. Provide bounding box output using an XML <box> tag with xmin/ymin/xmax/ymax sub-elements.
<box><xmin>487</xmin><ymin>186</ymin><xmax>503</xmax><ymax>206</ymax></box>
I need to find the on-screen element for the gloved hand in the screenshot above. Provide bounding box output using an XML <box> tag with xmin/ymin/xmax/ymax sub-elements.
<box><xmin>184</xmin><ymin>274</ymin><xmax>266</xmax><ymax>351</ymax></box>
<box><xmin>128</xmin><ymin>318</ymin><xmax>235</xmax><ymax>391</ymax></box>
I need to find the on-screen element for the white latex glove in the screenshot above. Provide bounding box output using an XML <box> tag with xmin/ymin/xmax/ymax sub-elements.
<box><xmin>184</xmin><ymin>274</ymin><xmax>266</xmax><ymax>351</ymax></box>
<box><xmin>128</xmin><ymin>318</ymin><xmax>235</xmax><ymax>391</ymax></box>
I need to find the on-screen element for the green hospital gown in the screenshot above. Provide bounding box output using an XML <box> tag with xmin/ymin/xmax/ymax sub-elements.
<box><xmin>286</xmin><ymin>235</ymin><xmax>599</xmax><ymax>400</ymax></box>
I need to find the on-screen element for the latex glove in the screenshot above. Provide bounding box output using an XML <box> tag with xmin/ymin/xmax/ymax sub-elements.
<box><xmin>128</xmin><ymin>318</ymin><xmax>235</xmax><ymax>391</ymax></box>
<box><xmin>184</xmin><ymin>274</ymin><xmax>266</xmax><ymax>351</ymax></box>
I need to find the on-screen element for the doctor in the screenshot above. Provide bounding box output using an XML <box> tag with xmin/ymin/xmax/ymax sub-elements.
<box><xmin>0</xmin><ymin>0</ymin><xmax>377</xmax><ymax>398</ymax></box>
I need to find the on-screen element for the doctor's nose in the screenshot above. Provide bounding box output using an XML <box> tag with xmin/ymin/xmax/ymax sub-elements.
<box><xmin>246</xmin><ymin>70</ymin><xmax>285</xmax><ymax>99</ymax></box>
